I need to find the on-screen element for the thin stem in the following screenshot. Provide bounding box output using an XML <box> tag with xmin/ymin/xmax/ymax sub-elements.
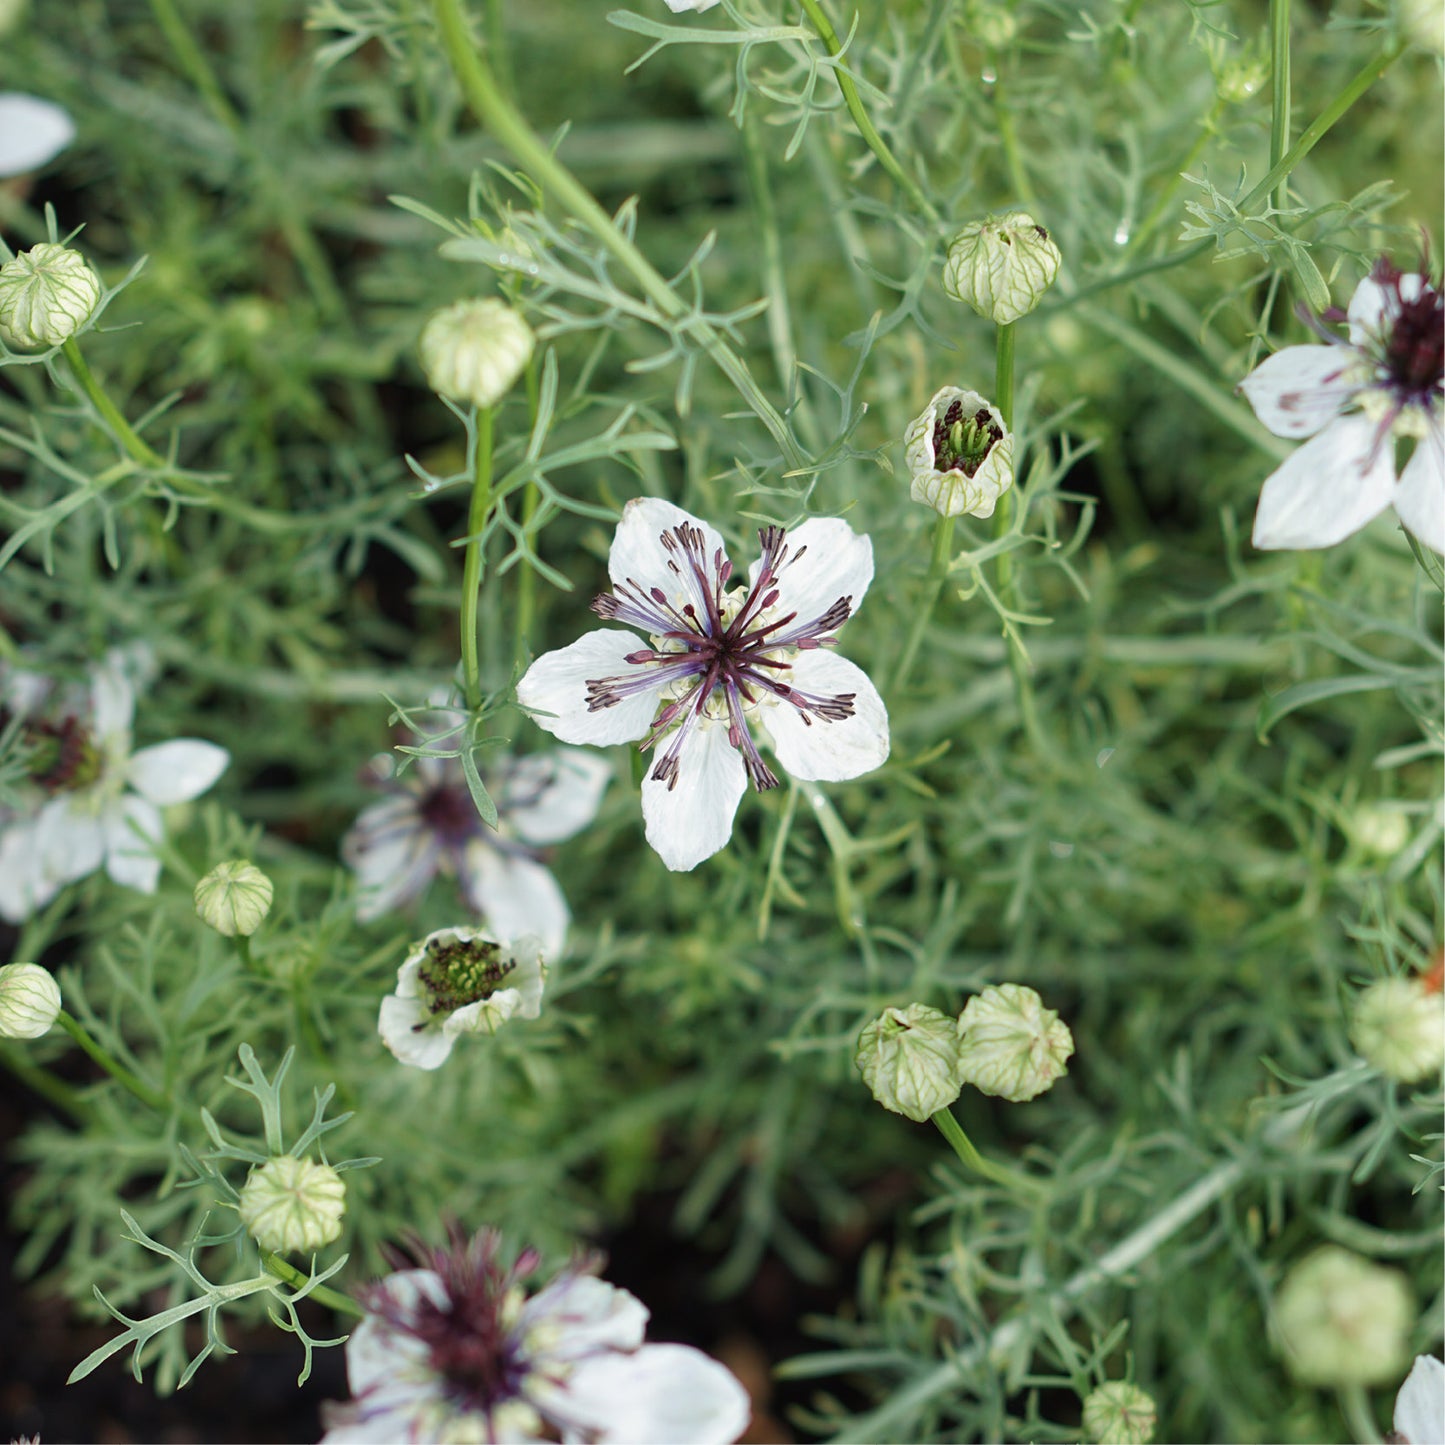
<box><xmin>1270</xmin><ymin>0</ymin><xmax>1291</xmax><ymax>213</ymax></box>
<box><xmin>55</xmin><ymin>1010</ymin><xmax>167</xmax><ymax>1112</ymax></box>
<box><xmin>513</xmin><ymin>358</ymin><xmax>542</xmax><ymax>662</ymax></box>
<box><xmin>794</xmin><ymin>0</ymin><xmax>938</xmax><ymax>222</ymax></box>
<box><xmin>259</xmin><ymin>1250</ymin><xmax>365</xmax><ymax>1319</ymax></box>
<box><xmin>892</xmin><ymin>514</ymin><xmax>956</xmax><ymax>690</ymax></box>
<box><xmin>932</xmin><ymin>1108</ymin><xmax>1045</xmax><ymax>1196</ymax></box>
<box><xmin>60</xmin><ymin>340</ymin><xmax>165</xmax><ymax>469</ymax></box>
<box><xmin>994</xmin><ymin>322</ymin><xmax>1015</xmax><ymax>425</ymax></box>
<box><xmin>460</xmin><ymin>405</ymin><xmax>494</xmax><ymax>711</ymax></box>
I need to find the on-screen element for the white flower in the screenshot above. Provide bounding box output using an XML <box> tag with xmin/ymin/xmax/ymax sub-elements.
<box><xmin>322</xmin><ymin>1228</ymin><xmax>750</xmax><ymax>1444</ymax></box>
<box><xmin>379</xmin><ymin>927</ymin><xmax>546</xmax><ymax>1070</ymax></box>
<box><xmin>904</xmin><ymin>386</ymin><xmax>1014</xmax><ymax>518</ymax></box>
<box><xmin>515</xmin><ymin>498</ymin><xmax>889</xmax><ymax>872</ymax></box>
<box><xmin>664</xmin><ymin>0</ymin><xmax>721</xmax><ymax>11</ymax></box>
<box><xmin>1238</xmin><ymin>260</ymin><xmax>1444</xmax><ymax>553</ymax></box>
<box><xmin>1394</xmin><ymin>1355</ymin><xmax>1445</xmax><ymax>1445</ymax></box>
<box><xmin>343</xmin><ymin>743</ymin><xmax>610</xmax><ymax>958</ymax></box>
<box><xmin>0</xmin><ymin>93</ymin><xmax>74</xmax><ymax>178</ymax></box>
<box><xmin>0</xmin><ymin>651</ymin><xmax>229</xmax><ymax>923</ymax></box>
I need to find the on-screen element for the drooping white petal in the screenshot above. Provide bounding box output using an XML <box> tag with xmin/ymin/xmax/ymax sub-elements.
<box><xmin>1394</xmin><ymin>1355</ymin><xmax>1445</xmax><ymax>1445</ymax></box>
<box><xmin>558</xmin><ymin>1343</ymin><xmax>750</xmax><ymax>1445</ymax></box>
<box><xmin>0</xmin><ymin>94</ymin><xmax>75</xmax><ymax>178</ymax></box>
<box><xmin>608</xmin><ymin>496</ymin><xmax>728</xmax><ymax>598</ymax></box>
<box><xmin>461</xmin><ymin>844</ymin><xmax>571</xmax><ymax>959</ymax></box>
<box><xmin>103</xmin><ymin>794</ymin><xmax>163</xmax><ymax>892</ymax></box>
<box><xmin>1251</xmin><ymin>415</ymin><xmax>1398</xmax><ymax>550</ymax></box>
<box><xmin>523</xmin><ymin>1275</ymin><xmax>649</xmax><ymax>1361</ymax></box>
<box><xmin>640</xmin><ymin>720</ymin><xmax>747</xmax><ymax>871</ymax></box>
<box><xmin>502</xmin><ymin>748</ymin><xmax>612</xmax><ymax>846</ymax></box>
<box><xmin>1393</xmin><ymin>423</ymin><xmax>1445</xmax><ymax>555</ymax></box>
<box><xmin>756</xmin><ymin>518</ymin><xmax>875</xmax><ymax>630</ymax></box>
<box><xmin>126</xmin><ymin>738</ymin><xmax>229</xmax><ymax>804</ymax></box>
<box><xmin>90</xmin><ymin>655</ymin><xmax>135</xmax><ymax>743</ymax></box>
<box><xmin>517</xmin><ymin>630</ymin><xmax>663</xmax><ymax>746</ymax></box>
<box><xmin>763</xmin><ymin>651</ymin><xmax>890</xmax><ymax>783</ymax></box>
<box><xmin>379</xmin><ymin>991</ymin><xmax>455</xmax><ymax>1069</ymax></box>
<box><xmin>1238</xmin><ymin>344</ymin><xmax>1357</xmax><ymax>439</ymax></box>
<box><xmin>1347</xmin><ymin>271</ymin><xmax>1425</xmax><ymax>348</ymax></box>
<box><xmin>32</xmin><ymin>794</ymin><xmax>106</xmax><ymax>889</ymax></box>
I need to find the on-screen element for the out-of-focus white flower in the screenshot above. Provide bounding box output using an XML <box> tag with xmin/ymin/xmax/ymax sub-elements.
<box><xmin>194</xmin><ymin>859</ymin><xmax>273</xmax><ymax>937</ymax></box>
<box><xmin>904</xmin><ymin>386</ymin><xmax>1014</xmax><ymax>519</ymax></box>
<box><xmin>343</xmin><ymin>742</ymin><xmax>609</xmax><ymax>958</ymax></box>
<box><xmin>0</xmin><ymin>962</ymin><xmax>61</xmax><ymax>1039</ymax></box>
<box><xmin>516</xmin><ymin>498</ymin><xmax>888</xmax><ymax>872</ymax></box>
<box><xmin>0</xmin><ymin>241</ymin><xmax>100</xmax><ymax>350</ymax></box>
<box><xmin>1393</xmin><ymin>1355</ymin><xmax>1445</xmax><ymax>1445</ymax></box>
<box><xmin>321</xmin><ymin>1227</ymin><xmax>750</xmax><ymax>1444</ymax></box>
<box><xmin>379</xmin><ymin>926</ymin><xmax>545</xmax><ymax>1070</ymax></box>
<box><xmin>1081</xmin><ymin>1381</ymin><xmax>1157</xmax><ymax>1445</ymax></box>
<box><xmin>237</xmin><ymin>1156</ymin><xmax>346</xmax><ymax>1255</ymax></box>
<box><xmin>1238</xmin><ymin>260</ymin><xmax>1443</xmax><ymax>553</ymax></box>
<box><xmin>0</xmin><ymin>92</ymin><xmax>73</xmax><ymax>178</ymax></box>
<box><xmin>855</xmin><ymin>1003</ymin><xmax>963</xmax><ymax>1122</ymax></box>
<box><xmin>0</xmin><ymin>651</ymin><xmax>229</xmax><ymax>923</ymax></box>
<box><xmin>418</xmin><ymin>297</ymin><xmax>534</xmax><ymax>409</ymax></box>
<box><xmin>664</xmin><ymin>0</ymin><xmax>721</xmax><ymax>11</ymax></box>
<box><xmin>943</xmin><ymin>211</ymin><xmax>1061</xmax><ymax>325</ymax></box>
<box><xmin>956</xmin><ymin>983</ymin><xmax>1074</xmax><ymax>1102</ymax></box>
<box><xmin>1401</xmin><ymin>0</ymin><xmax>1444</xmax><ymax>56</ymax></box>
<box><xmin>1350</xmin><ymin>974</ymin><xmax>1445</xmax><ymax>1083</ymax></box>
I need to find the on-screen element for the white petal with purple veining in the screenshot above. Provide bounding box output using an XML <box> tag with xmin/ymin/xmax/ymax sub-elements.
<box><xmin>503</xmin><ymin>748</ymin><xmax>612</xmax><ymax>846</ymax></box>
<box><xmin>640</xmin><ymin>719</ymin><xmax>747</xmax><ymax>871</ymax></box>
<box><xmin>756</xmin><ymin>518</ymin><xmax>875</xmax><ymax>630</ymax></box>
<box><xmin>348</xmin><ymin>806</ymin><xmax>442</xmax><ymax>922</ymax></box>
<box><xmin>127</xmin><ymin>738</ymin><xmax>229</xmax><ymax>804</ymax></box>
<box><xmin>1238</xmin><ymin>344</ymin><xmax>1357</xmax><ymax>439</ymax></box>
<box><xmin>1393</xmin><ymin>423</ymin><xmax>1445</xmax><ymax>555</ymax></box>
<box><xmin>1347</xmin><ymin>271</ymin><xmax>1425</xmax><ymax>349</ymax></box>
<box><xmin>608</xmin><ymin>496</ymin><xmax>728</xmax><ymax>600</ymax></box>
<box><xmin>523</xmin><ymin>1275</ymin><xmax>649</xmax><ymax>1360</ymax></box>
<box><xmin>517</xmin><ymin>630</ymin><xmax>664</xmax><ymax>746</ymax></box>
<box><xmin>763</xmin><ymin>651</ymin><xmax>889</xmax><ymax>782</ymax></box>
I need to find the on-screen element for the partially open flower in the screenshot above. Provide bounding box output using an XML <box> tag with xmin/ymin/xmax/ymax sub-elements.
<box><xmin>1350</xmin><ymin>975</ymin><xmax>1445</xmax><ymax>1084</ymax></box>
<box><xmin>0</xmin><ymin>241</ymin><xmax>101</xmax><ymax>350</ymax></box>
<box><xmin>855</xmin><ymin>1003</ymin><xmax>963</xmax><ymax>1122</ymax></box>
<box><xmin>904</xmin><ymin>386</ymin><xmax>1014</xmax><ymax>518</ymax></box>
<box><xmin>238</xmin><ymin>1155</ymin><xmax>346</xmax><ymax>1255</ymax></box>
<box><xmin>194</xmin><ymin>859</ymin><xmax>274</xmax><ymax>937</ymax></box>
<box><xmin>1081</xmin><ymin>1381</ymin><xmax>1157</xmax><ymax>1445</ymax></box>
<box><xmin>943</xmin><ymin>211</ymin><xmax>1061</xmax><ymax>325</ymax></box>
<box><xmin>956</xmin><ymin>983</ymin><xmax>1074</xmax><ymax>1102</ymax></box>
<box><xmin>379</xmin><ymin>927</ymin><xmax>545</xmax><ymax>1070</ymax></box>
<box><xmin>1393</xmin><ymin>1355</ymin><xmax>1445</xmax><ymax>1445</ymax></box>
<box><xmin>0</xmin><ymin>962</ymin><xmax>61</xmax><ymax>1039</ymax></box>
<box><xmin>418</xmin><ymin>297</ymin><xmax>534</xmax><ymax>409</ymax></box>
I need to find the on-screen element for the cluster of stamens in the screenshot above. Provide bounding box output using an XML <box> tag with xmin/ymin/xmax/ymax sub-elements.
<box><xmin>3</xmin><ymin>711</ymin><xmax>100</xmax><ymax>794</ymax></box>
<box><xmin>1368</xmin><ymin>259</ymin><xmax>1443</xmax><ymax>411</ymax></box>
<box><xmin>416</xmin><ymin>935</ymin><xmax>510</xmax><ymax>1021</ymax></box>
<box><xmin>932</xmin><ymin>399</ymin><xmax>1003</xmax><ymax>477</ymax></box>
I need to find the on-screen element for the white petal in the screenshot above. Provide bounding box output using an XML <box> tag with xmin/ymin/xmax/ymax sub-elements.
<box><xmin>32</xmin><ymin>795</ymin><xmax>106</xmax><ymax>888</ymax></box>
<box><xmin>523</xmin><ymin>1275</ymin><xmax>649</xmax><ymax>1360</ymax></box>
<box><xmin>0</xmin><ymin>94</ymin><xmax>75</xmax><ymax>177</ymax></box>
<box><xmin>90</xmin><ymin>656</ymin><xmax>135</xmax><ymax>743</ymax></box>
<box><xmin>343</xmin><ymin>797</ymin><xmax>441</xmax><ymax>922</ymax></box>
<box><xmin>756</xmin><ymin>518</ymin><xmax>875</xmax><ymax>630</ymax></box>
<box><xmin>608</xmin><ymin>497</ymin><xmax>727</xmax><ymax>598</ymax></box>
<box><xmin>559</xmin><ymin>1344</ymin><xmax>750</xmax><ymax>1445</ymax></box>
<box><xmin>517</xmin><ymin>630</ymin><xmax>662</xmax><ymax>746</ymax></box>
<box><xmin>1347</xmin><ymin>271</ymin><xmax>1426</xmax><ymax>348</ymax></box>
<box><xmin>664</xmin><ymin>0</ymin><xmax>722</xmax><ymax>11</ymax></box>
<box><xmin>103</xmin><ymin>795</ymin><xmax>163</xmax><ymax>892</ymax></box>
<box><xmin>0</xmin><ymin>819</ymin><xmax>60</xmax><ymax>923</ymax></box>
<box><xmin>379</xmin><ymin>992</ymin><xmax>455</xmax><ymax>1069</ymax></box>
<box><xmin>1238</xmin><ymin>345</ymin><xmax>1356</xmax><ymax>439</ymax></box>
<box><xmin>1394</xmin><ymin>1355</ymin><xmax>1445</xmax><ymax>1445</ymax></box>
<box><xmin>462</xmin><ymin>845</ymin><xmax>571</xmax><ymax>959</ymax></box>
<box><xmin>501</xmin><ymin>748</ymin><xmax>612</xmax><ymax>846</ymax></box>
<box><xmin>345</xmin><ymin>1273</ymin><xmax>448</xmax><ymax>1394</ymax></box>
<box><xmin>640</xmin><ymin>721</ymin><xmax>746</xmax><ymax>872</ymax></box>
<box><xmin>1394</xmin><ymin>424</ymin><xmax>1445</xmax><ymax>555</ymax></box>
<box><xmin>126</xmin><ymin>739</ymin><xmax>229</xmax><ymax>804</ymax></box>
<box><xmin>763</xmin><ymin>651</ymin><xmax>890</xmax><ymax>783</ymax></box>
<box><xmin>1251</xmin><ymin>416</ymin><xmax>1397</xmax><ymax>550</ymax></box>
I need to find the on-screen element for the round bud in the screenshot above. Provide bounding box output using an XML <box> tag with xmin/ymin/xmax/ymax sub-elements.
<box><xmin>1349</xmin><ymin>803</ymin><xmax>1410</xmax><ymax>859</ymax></box>
<box><xmin>0</xmin><ymin>242</ymin><xmax>101</xmax><ymax>349</ymax></box>
<box><xmin>1273</xmin><ymin>1246</ymin><xmax>1412</xmax><ymax>1387</ymax></box>
<box><xmin>1216</xmin><ymin>49</ymin><xmax>1270</xmax><ymax>105</ymax></box>
<box><xmin>956</xmin><ymin>984</ymin><xmax>1074</xmax><ymax>1102</ymax></box>
<box><xmin>194</xmin><ymin>859</ymin><xmax>274</xmax><ymax>938</ymax></box>
<box><xmin>237</xmin><ymin>1156</ymin><xmax>346</xmax><ymax>1255</ymax></box>
<box><xmin>0</xmin><ymin>962</ymin><xmax>61</xmax><ymax>1039</ymax></box>
<box><xmin>418</xmin><ymin>297</ymin><xmax>534</xmax><ymax>409</ymax></box>
<box><xmin>1350</xmin><ymin>976</ymin><xmax>1444</xmax><ymax>1084</ymax></box>
<box><xmin>904</xmin><ymin>386</ymin><xmax>1014</xmax><ymax>519</ymax></box>
<box><xmin>1081</xmin><ymin>1381</ymin><xmax>1158</xmax><ymax>1445</ymax></box>
<box><xmin>960</xmin><ymin>0</ymin><xmax>1017</xmax><ymax>48</ymax></box>
<box><xmin>854</xmin><ymin>1003</ymin><xmax>963</xmax><ymax>1122</ymax></box>
<box><xmin>943</xmin><ymin>212</ymin><xmax>1061</xmax><ymax>325</ymax></box>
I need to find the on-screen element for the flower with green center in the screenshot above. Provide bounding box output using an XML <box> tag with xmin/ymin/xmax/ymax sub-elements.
<box><xmin>1082</xmin><ymin>1381</ymin><xmax>1157</xmax><ymax>1445</ymax></box>
<box><xmin>418</xmin><ymin>297</ymin><xmax>534</xmax><ymax>409</ymax></box>
<box><xmin>194</xmin><ymin>859</ymin><xmax>274</xmax><ymax>937</ymax></box>
<box><xmin>1350</xmin><ymin>975</ymin><xmax>1444</xmax><ymax>1084</ymax></box>
<box><xmin>943</xmin><ymin>211</ymin><xmax>1061</xmax><ymax>325</ymax></box>
<box><xmin>956</xmin><ymin>983</ymin><xmax>1074</xmax><ymax>1102</ymax></box>
<box><xmin>855</xmin><ymin>1003</ymin><xmax>963</xmax><ymax>1122</ymax></box>
<box><xmin>0</xmin><ymin>962</ymin><xmax>61</xmax><ymax>1039</ymax></box>
<box><xmin>237</xmin><ymin>1155</ymin><xmax>346</xmax><ymax>1255</ymax></box>
<box><xmin>0</xmin><ymin>241</ymin><xmax>100</xmax><ymax>350</ymax></box>
<box><xmin>379</xmin><ymin>926</ymin><xmax>546</xmax><ymax>1070</ymax></box>
<box><xmin>904</xmin><ymin>386</ymin><xmax>1014</xmax><ymax>518</ymax></box>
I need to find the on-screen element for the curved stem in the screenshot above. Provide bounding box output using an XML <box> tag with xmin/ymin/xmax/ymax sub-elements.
<box><xmin>60</xmin><ymin>340</ymin><xmax>165</xmax><ymax>469</ymax></box>
<box><xmin>259</xmin><ymin>1249</ymin><xmax>365</xmax><ymax>1319</ymax></box>
<box><xmin>55</xmin><ymin>1009</ymin><xmax>167</xmax><ymax>1112</ymax></box>
<box><xmin>932</xmin><ymin>1107</ymin><xmax>1044</xmax><ymax>1197</ymax></box>
<box><xmin>460</xmin><ymin>405</ymin><xmax>495</xmax><ymax>711</ymax></box>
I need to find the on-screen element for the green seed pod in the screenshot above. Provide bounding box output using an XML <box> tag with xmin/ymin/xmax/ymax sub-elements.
<box><xmin>1082</xmin><ymin>1382</ymin><xmax>1158</xmax><ymax>1445</ymax></box>
<box><xmin>0</xmin><ymin>242</ymin><xmax>101</xmax><ymax>349</ymax></box>
<box><xmin>1350</xmin><ymin>976</ymin><xmax>1444</xmax><ymax>1084</ymax></box>
<box><xmin>194</xmin><ymin>860</ymin><xmax>274</xmax><ymax>938</ymax></box>
<box><xmin>943</xmin><ymin>212</ymin><xmax>1061</xmax><ymax>325</ymax></box>
<box><xmin>418</xmin><ymin>297</ymin><xmax>534</xmax><ymax>409</ymax></box>
<box><xmin>855</xmin><ymin>1003</ymin><xmax>964</xmax><ymax>1122</ymax></box>
<box><xmin>956</xmin><ymin>983</ymin><xmax>1074</xmax><ymax>1102</ymax></box>
<box><xmin>0</xmin><ymin>962</ymin><xmax>62</xmax><ymax>1039</ymax></box>
<box><xmin>237</xmin><ymin>1156</ymin><xmax>346</xmax><ymax>1255</ymax></box>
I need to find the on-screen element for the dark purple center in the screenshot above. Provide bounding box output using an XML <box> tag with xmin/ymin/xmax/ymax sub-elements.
<box><xmin>1374</xmin><ymin>260</ymin><xmax>1444</xmax><ymax>404</ymax></box>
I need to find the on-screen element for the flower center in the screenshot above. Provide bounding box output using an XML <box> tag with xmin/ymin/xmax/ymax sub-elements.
<box><xmin>1379</xmin><ymin>272</ymin><xmax>1443</xmax><ymax>404</ymax></box>
<box><xmin>417</xmin><ymin>781</ymin><xmax>479</xmax><ymax>848</ymax></box>
<box><xmin>14</xmin><ymin>714</ymin><xmax>102</xmax><ymax>794</ymax></box>
<box><xmin>416</xmin><ymin>934</ymin><xmax>514</xmax><ymax>1019</ymax></box>
<box><xmin>931</xmin><ymin>399</ymin><xmax>1002</xmax><ymax>476</ymax></box>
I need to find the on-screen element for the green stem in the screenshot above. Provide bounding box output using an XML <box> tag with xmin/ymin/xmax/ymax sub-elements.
<box><xmin>794</xmin><ymin>0</ymin><xmax>938</xmax><ymax>222</ymax></box>
<box><xmin>460</xmin><ymin>405</ymin><xmax>494</xmax><ymax>711</ymax></box>
<box><xmin>994</xmin><ymin>322</ymin><xmax>1015</xmax><ymax>425</ymax></box>
<box><xmin>1269</xmin><ymin>0</ymin><xmax>1291</xmax><ymax>213</ymax></box>
<box><xmin>513</xmin><ymin>359</ymin><xmax>542</xmax><ymax>663</ymax></box>
<box><xmin>55</xmin><ymin>1010</ymin><xmax>167</xmax><ymax>1112</ymax></box>
<box><xmin>60</xmin><ymin>340</ymin><xmax>164</xmax><ymax>468</ymax></box>
<box><xmin>259</xmin><ymin>1249</ymin><xmax>365</xmax><ymax>1318</ymax></box>
<box><xmin>932</xmin><ymin>1108</ymin><xmax>1043</xmax><ymax>1196</ymax></box>
<box><xmin>430</xmin><ymin>0</ymin><xmax>804</xmax><ymax>468</ymax></box>
<box><xmin>892</xmin><ymin>514</ymin><xmax>956</xmax><ymax>691</ymax></box>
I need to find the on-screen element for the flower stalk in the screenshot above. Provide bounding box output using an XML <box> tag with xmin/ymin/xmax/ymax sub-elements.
<box><xmin>461</xmin><ymin>404</ymin><xmax>494</xmax><ymax>712</ymax></box>
<box><xmin>1269</xmin><ymin>0</ymin><xmax>1291</xmax><ymax>213</ymax></box>
<box><xmin>55</xmin><ymin>1009</ymin><xmax>167</xmax><ymax>1112</ymax></box>
<box><xmin>258</xmin><ymin>1248</ymin><xmax>365</xmax><ymax>1319</ymax></box>
<box><xmin>931</xmin><ymin>1106</ymin><xmax>1044</xmax><ymax>1196</ymax></box>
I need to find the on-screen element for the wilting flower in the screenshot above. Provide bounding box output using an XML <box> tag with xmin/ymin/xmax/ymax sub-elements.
<box><xmin>418</xmin><ymin>297</ymin><xmax>534</xmax><ymax>410</ymax></box>
<box><xmin>379</xmin><ymin>927</ymin><xmax>545</xmax><ymax>1070</ymax></box>
<box><xmin>516</xmin><ymin>498</ymin><xmax>889</xmax><ymax>872</ymax></box>
<box><xmin>1393</xmin><ymin>1355</ymin><xmax>1445</xmax><ymax>1445</ymax></box>
<box><xmin>905</xmin><ymin>386</ymin><xmax>1014</xmax><ymax>518</ymax></box>
<box><xmin>238</xmin><ymin>1155</ymin><xmax>347</xmax><ymax>1255</ymax></box>
<box><xmin>0</xmin><ymin>92</ymin><xmax>74</xmax><ymax>178</ymax></box>
<box><xmin>344</xmin><ymin>744</ymin><xmax>609</xmax><ymax>958</ymax></box>
<box><xmin>1238</xmin><ymin>259</ymin><xmax>1443</xmax><ymax>553</ymax></box>
<box><xmin>0</xmin><ymin>651</ymin><xmax>229</xmax><ymax>923</ymax></box>
<box><xmin>321</xmin><ymin>1227</ymin><xmax>750</xmax><ymax>1444</ymax></box>
<box><xmin>0</xmin><ymin>241</ymin><xmax>101</xmax><ymax>350</ymax></box>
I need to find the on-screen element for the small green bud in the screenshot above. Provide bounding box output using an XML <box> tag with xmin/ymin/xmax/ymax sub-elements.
<box><xmin>1349</xmin><ymin>802</ymin><xmax>1410</xmax><ymax>858</ymax></box>
<box><xmin>418</xmin><ymin>297</ymin><xmax>534</xmax><ymax>409</ymax></box>
<box><xmin>960</xmin><ymin>0</ymin><xmax>1017</xmax><ymax>48</ymax></box>
<box><xmin>1082</xmin><ymin>1381</ymin><xmax>1157</xmax><ymax>1445</ymax></box>
<box><xmin>194</xmin><ymin>859</ymin><xmax>274</xmax><ymax>937</ymax></box>
<box><xmin>855</xmin><ymin>1003</ymin><xmax>963</xmax><ymax>1122</ymax></box>
<box><xmin>904</xmin><ymin>386</ymin><xmax>1014</xmax><ymax>518</ymax></box>
<box><xmin>956</xmin><ymin>984</ymin><xmax>1074</xmax><ymax>1102</ymax></box>
<box><xmin>1273</xmin><ymin>1245</ymin><xmax>1412</xmax><ymax>1387</ymax></box>
<box><xmin>1350</xmin><ymin>976</ymin><xmax>1444</xmax><ymax>1083</ymax></box>
<box><xmin>0</xmin><ymin>962</ymin><xmax>61</xmax><ymax>1039</ymax></box>
<box><xmin>0</xmin><ymin>242</ymin><xmax>101</xmax><ymax>349</ymax></box>
<box><xmin>1215</xmin><ymin>46</ymin><xmax>1270</xmax><ymax>105</ymax></box>
<box><xmin>943</xmin><ymin>211</ymin><xmax>1061</xmax><ymax>325</ymax></box>
<box><xmin>237</xmin><ymin>1155</ymin><xmax>346</xmax><ymax>1254</ymax></box>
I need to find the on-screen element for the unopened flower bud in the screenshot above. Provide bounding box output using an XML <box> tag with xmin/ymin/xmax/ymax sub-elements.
<box><xmin>0</xmin><ymin>242</ymin><xmax>101</xmax><ymax>349</ymax></box>
<box><xmin>855</xmin><ymin>1003</ymin><xmax>963</xmax><ymax>1122</ymax></box>
<box><xmin>419</xmin><ymin>297</ymin><xmax>534</xmax><ymax>409</ymax></box>
<box><xmin>237</xmin><ymin>1155</ymin><xmax>346</xmax><ymax>1254</ymax></box>
<box><xmin>194</xmin><ymin>859</ymin><xmax>274</xmax><ymax>937</ymax></box>
<box><xmin>1274</xmin><ymin>1246</ymin><xmax>1412</xmax><ymax>1386</ymax></box>
<box><xmin>960</xmin><ymin>0</ymin><xmax>1017</xmax><ymax>48</ymax></box>
<box><xmin>943</xmin><ymin>211</ymin><xmax>1061</xmax><ymax>325</ymax></box>
<box><xmin>905</xmin><ymin>386</ymin><xmax>1014</xmax><ymax>518</ymax></box>
<box><xmin>1215</xmin><ymin>47</ymin><xmax>1270</xmax><ymax>105</ymax></box>
<box><xmin>0</xmin><ymin>962</ymin><xmax>61</xmax><ymax>1038</ymax></box>
<box><xmin>956</xmin><ymin>984</ymin><xmax>1073</xmax><ymax>1102</ymax></box>
<box><xmin>1350</xmin><ymin>976</ymin><xmax>1444</xmax><ymax>1083</ymax></box>
<box><xmin>1349</xmin><ymin>803</ymin><xmax>1410</xmax><ymax>859</ymax></box>
<box><xmin>1082</xmin><ymin>1381</ymin><xmax>1157</xmax><ymax>1445</ymax></box>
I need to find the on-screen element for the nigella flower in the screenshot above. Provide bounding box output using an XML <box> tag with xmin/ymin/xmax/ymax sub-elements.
<box><xmin>1238</xmin><ymin>259</ymin><xmax>1443</xmax><ymax>553</ymax></box>
<box><xmin>0</xmin><ymin>650</ymin><xmax>228</xmax><ymax>923</ymax></box>
<box><xmin>321</xmin><ymin>1227</ymin><xmax>750</xmax><ymax>1444</ymax></box>
<box><xmin>904</xmin><ymin>385</ymin><xmax>1015</xmax><ymax>519</ymax></box>
<box><xmin>343</xmin><ymin>744</ymin><xmax>610</xmax><ymax>958</ymax></box>
<box><xmin>515</xmin><ymin>498</ymin><xmax>889</xmax><ymax>872</ymax></box>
